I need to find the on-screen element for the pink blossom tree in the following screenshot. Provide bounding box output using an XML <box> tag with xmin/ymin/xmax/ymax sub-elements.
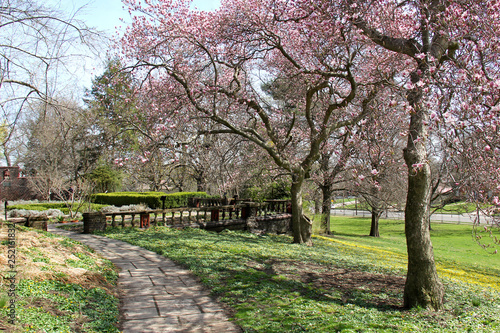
<box><xmin>314</xmin><ymin>136</ymin><xmax>353</xmax><ymax>234</ymax></box>
<box><xmin>350</xmin><ymin>91</ymin><xmax>408</xmax><ymax>237</ymax></box>
<box><xmin>117</xmin><ymin>0</ymin><xmax>500</xmax><ymax>309</ymax></box>
<box><xmin>332</xmin><ymin>0</ymin><xmax>500</xmax><ymax>309</ymax></box>
<box><xmin>118</xmin><ymin>0</ymin><xmax>385</xmax><ymax>244</ymax></box>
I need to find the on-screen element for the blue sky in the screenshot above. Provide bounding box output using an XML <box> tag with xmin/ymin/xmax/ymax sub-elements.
<box><xmin>48</xmin><ymin>0</ymin><xmax>221</xmax><ymax>93</ymax></box>
<box><xmin>63</xmin><ymin>0</ymin><xmax>221</xmax><ymax>34</ymax></box>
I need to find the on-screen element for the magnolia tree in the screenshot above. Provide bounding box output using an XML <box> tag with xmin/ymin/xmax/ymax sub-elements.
<box><xmin>118</xmin><ymin>0</ymin><xmax>392</xmax><ymax>244</ymax></box>
<box><xmin>169</xmin><ymin>133</ymin><xmax>269</xmax><ymax>195</ymax></box>
<box><xmin>118</xmin><ymin>0</ymin><xmax>500</xmax><ymax>309</ymax></box>
<box><xmin>316</xmin><ymin>0</ymin><xmax>500</xmax><ymax>309</ymax></box>
<box><xmin>350</xmin><ymin>91</ymin><xmax>408</xmax><ymax>237</ymax></box>
<box><xmin>313</xmin><ymin>137</ymin><xmax>353</xmax><ymax>234</ymax></box>
<box><xmin>88</xmin><ymin>60</ymin><xmax>199</xmax><ymax>191</ymax></box>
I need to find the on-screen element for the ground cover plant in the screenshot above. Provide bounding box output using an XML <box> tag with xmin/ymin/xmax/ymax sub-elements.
<box><xmin>0</xmin><ymin>226</ymin><xmax>120</xmax><ymax>332</ymax></box>
<box><xmin>5</xmin><ymin>202</ymin><xmax>108</xmax><ymax>216</ymax></box>
<box><xmin>101</xmin><ymin>226</ymin><xmax>500</xmax><ymax>332</ymax></box>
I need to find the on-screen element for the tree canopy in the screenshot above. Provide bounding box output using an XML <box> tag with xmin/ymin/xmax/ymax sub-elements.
<box><xmin>115</xmin><ymin>0</ymin><xmax>500</xmax><ymax>310</ymax></box>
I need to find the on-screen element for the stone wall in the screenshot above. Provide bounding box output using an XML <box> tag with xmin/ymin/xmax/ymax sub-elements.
<box><xmin>254</xmin><ymin>214</ymin><xmax>292</xmax><ymax>234</ymax></box>
<box><xmin>98</xmin><ymin>202</ymin><xmax>293</xmax><ymax>235</ymax></box>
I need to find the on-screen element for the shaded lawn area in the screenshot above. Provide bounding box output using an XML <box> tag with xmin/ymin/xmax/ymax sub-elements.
<box><xmin>101</xmin><ymin>226</ymin><xmax>500</xmax><ymax>332</ymax></box>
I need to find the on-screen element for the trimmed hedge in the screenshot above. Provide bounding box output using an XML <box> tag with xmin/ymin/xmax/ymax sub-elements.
<box><xmin>90</xmin><ymin>191</ymin><xmax>210</xmax><ymax>209</ymax></box>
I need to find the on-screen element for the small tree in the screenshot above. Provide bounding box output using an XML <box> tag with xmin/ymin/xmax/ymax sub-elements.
<box><xmin>87</xmin><ymin>164</ymin><xmax>122</xmax><ymax>193</ymax></box>
<box><xmin>22</xmin><ymin>99</ymin><xmax>102</xmax><ymax>201</ymax></box>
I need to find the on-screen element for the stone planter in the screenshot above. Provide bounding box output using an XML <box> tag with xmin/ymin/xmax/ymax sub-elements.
<box><xmin>83</xmin><ymin>212</ymin><xmax>106</xmax><ymax>234</ymax></box>
<box><xmin>25</xmin><ymin>216</ymin><xmax>48</xmax><ymax>231</ymax></box>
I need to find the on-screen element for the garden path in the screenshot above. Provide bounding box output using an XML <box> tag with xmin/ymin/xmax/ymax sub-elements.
<box><xmin>48</xmin><ymin>223</ymin><xmax>241</xmax><ymax>333</ymax></box>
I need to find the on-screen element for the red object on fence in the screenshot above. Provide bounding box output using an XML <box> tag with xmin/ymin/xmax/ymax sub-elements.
<box><xmin>241</xmin><ymin>206</ymin><xmax>249</xmax><ymax>219</ymax></box>
<box><xmin>140</xmin><ymin>213</ymin><xmax>150</xmax><ymax>228</ymax></box>
<box><xmin>211</xmin><ymin>209</ymin><xmax>220</xmax><ymax>222</ymax></box>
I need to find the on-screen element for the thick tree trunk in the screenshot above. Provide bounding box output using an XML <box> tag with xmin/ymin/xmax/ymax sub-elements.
<box><xmin>403</xmin><ymin>98</ymin><xmax>444</xmax><ymax>309</ymax></box>
<box><xmin>291</xmin><ymin>172</ymin><xmax>312</xmax><ymax>245</ymax></box>
<box><xmin>369</xmin><ymin>209</ymin><xmax>381</xmax><ymax>237</ymax></box>
<box><xmin>320</xmin><ymin>185</ymin><xmax>333</xmax><ymax>234</ymax></box>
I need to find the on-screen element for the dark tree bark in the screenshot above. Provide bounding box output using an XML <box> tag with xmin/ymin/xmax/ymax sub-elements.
<box><xmin>351</xmin><ymin>7</ymin><xmax>457</xmax><ymax>308</ymax></box>
<box><xmin>369</xmin><ymin>208</ymin><xmax>382</xmax><ymax>237</ymax></box>
<box><xmin>291</xmin><ymin>171</ymin><xmax>313</xmax><ymax>245</ymax></box>
<box><xmin>320</xmin><ymin>184</ymin><xmax>333</xmax><ymax>234</ymax></box>
<box><xmin>402</xmin><ymin>94</ymin><xmax>444</xmax><ymax>309</ymax></box>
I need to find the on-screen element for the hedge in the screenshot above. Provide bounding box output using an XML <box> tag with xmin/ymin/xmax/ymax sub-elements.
<box><xmin>90</xmin><ymin>191</ymin><xmax>210</xmax><ymax>209</ymax></box>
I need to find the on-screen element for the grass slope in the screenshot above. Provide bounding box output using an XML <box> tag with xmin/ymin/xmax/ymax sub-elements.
<box><xmin>0</xmin><ymin>226</ymin><xmax>120</xmax><ymax>332</ymax></box>
<box><xmin>101</xmin><ymin>226</ymin><xmax>500</xmax><ymax>332</ymax></box>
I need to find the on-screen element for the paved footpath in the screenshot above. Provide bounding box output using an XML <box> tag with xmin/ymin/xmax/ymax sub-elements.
<box><xmin>48</xmin><ymin>224</ymin><xmax>241</xmax><ymax>333</ymax></box>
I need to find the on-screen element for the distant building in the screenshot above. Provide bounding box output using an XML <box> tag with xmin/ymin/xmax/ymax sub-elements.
<box><xmin>0</xmin><ymin>166</ymin><xmax>39</xmax><ymax>201</ymax></box>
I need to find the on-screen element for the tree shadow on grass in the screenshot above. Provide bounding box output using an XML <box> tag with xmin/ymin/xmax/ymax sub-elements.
<box><xmin>243</xmin><ymin>259</ymin><xmax>406</xmax><ymax>311</ymax></box>
<box><xmin>102</xmin><ymin>227</ymin><xmax>406</xmax><ymax>311</ymax></box>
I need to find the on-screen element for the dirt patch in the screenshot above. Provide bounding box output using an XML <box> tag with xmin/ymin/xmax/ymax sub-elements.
<box><xmin>264</xmin><ymin>260</ymin><xmax>406</xmax><ymax>309</ymax></box>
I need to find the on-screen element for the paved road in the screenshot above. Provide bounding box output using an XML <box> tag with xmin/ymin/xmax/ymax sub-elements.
<box><xmin>331</xmin><ymin>209</ymin><xmax>481</xmax><ymax>224</ymax></box>
<box><xmin>48</xmin><ymin>224</ymin><xmax>241</xmax><ymax>333</ymax></box>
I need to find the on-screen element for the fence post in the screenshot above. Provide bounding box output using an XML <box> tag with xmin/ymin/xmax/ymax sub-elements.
<box><xmin>211</xmin><ymin>208</ymin><xmax>220</xmax><ymax>222</ymax></box>
<box><xmin>140</xmin><ymin>212</ymin><xmax>150</xmax><ymax>228</ymax></box>
<box><xmin>242</xmin><ymin>202</ymin><xmax>259</xmax><ymax>231</ymax></box>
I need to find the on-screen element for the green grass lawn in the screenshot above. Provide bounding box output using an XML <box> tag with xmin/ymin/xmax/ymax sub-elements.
<box><xmin>338</xmin><ymin>200</ymin><xmax>485</xmax><ymax>215</ymax></box>
<box><xmin>326</xmin><ymin>216</ymin><xmax>500</xmax><ymax>288</ymax></box>
<box><xmin>101</xmin><ymin>225</ymin><xmax>500</xmax><ymax>332</ymax></box>
<box><xmin>432</xmin><ymin>201</ymin><xmax>489</xmax><ymax>214</ymax></box>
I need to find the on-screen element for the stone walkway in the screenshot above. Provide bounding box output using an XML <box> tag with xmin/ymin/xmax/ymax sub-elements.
<box><xmin>48</xmin><ymin>224</ymin><xmax>241</xmax><ymax>333</ymax></box>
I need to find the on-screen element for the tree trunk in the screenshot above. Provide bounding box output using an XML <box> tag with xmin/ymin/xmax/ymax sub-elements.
<box><xmin>320</xmin><ymin>184</ymin><xmax>333</xmax><ymax>234</ymax></box>
<box><xmin>369</xmin><ymin>209</ymin><xmax>381</xmax><ymax>237</ymax></box>
<box><xmin>290</xmin><ymin>172</ymin><xmax>312</xmax><ymax>245</ymax></box>
<box><xmin>3</xmin><ymin>148</ymin><xmax>11</xmax><ymax>167</ymax></box>
<box><xmin>403</xmin><ymin>94</ymin><xmax>444</xmax><ymax>309</ymax></box>
<box><xmin>195</xmin><ymin>172</ymin><xmax>206</xmax><ymax>192</ymax></box>
<box><xmin>314</xmin><ymin>194</ymin><xmax>321</xmax><ymax>215</ymax></box>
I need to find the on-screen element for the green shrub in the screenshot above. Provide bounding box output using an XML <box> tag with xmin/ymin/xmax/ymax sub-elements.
<box><xmin>86</xmin><ymin>164</ymin><xmax>123</xmax><ymax>193</ymax></box>
<box><xmin>90</xmin><ymin>191</ymin><xmax>210</xmax><ymax>209</ymax></box>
